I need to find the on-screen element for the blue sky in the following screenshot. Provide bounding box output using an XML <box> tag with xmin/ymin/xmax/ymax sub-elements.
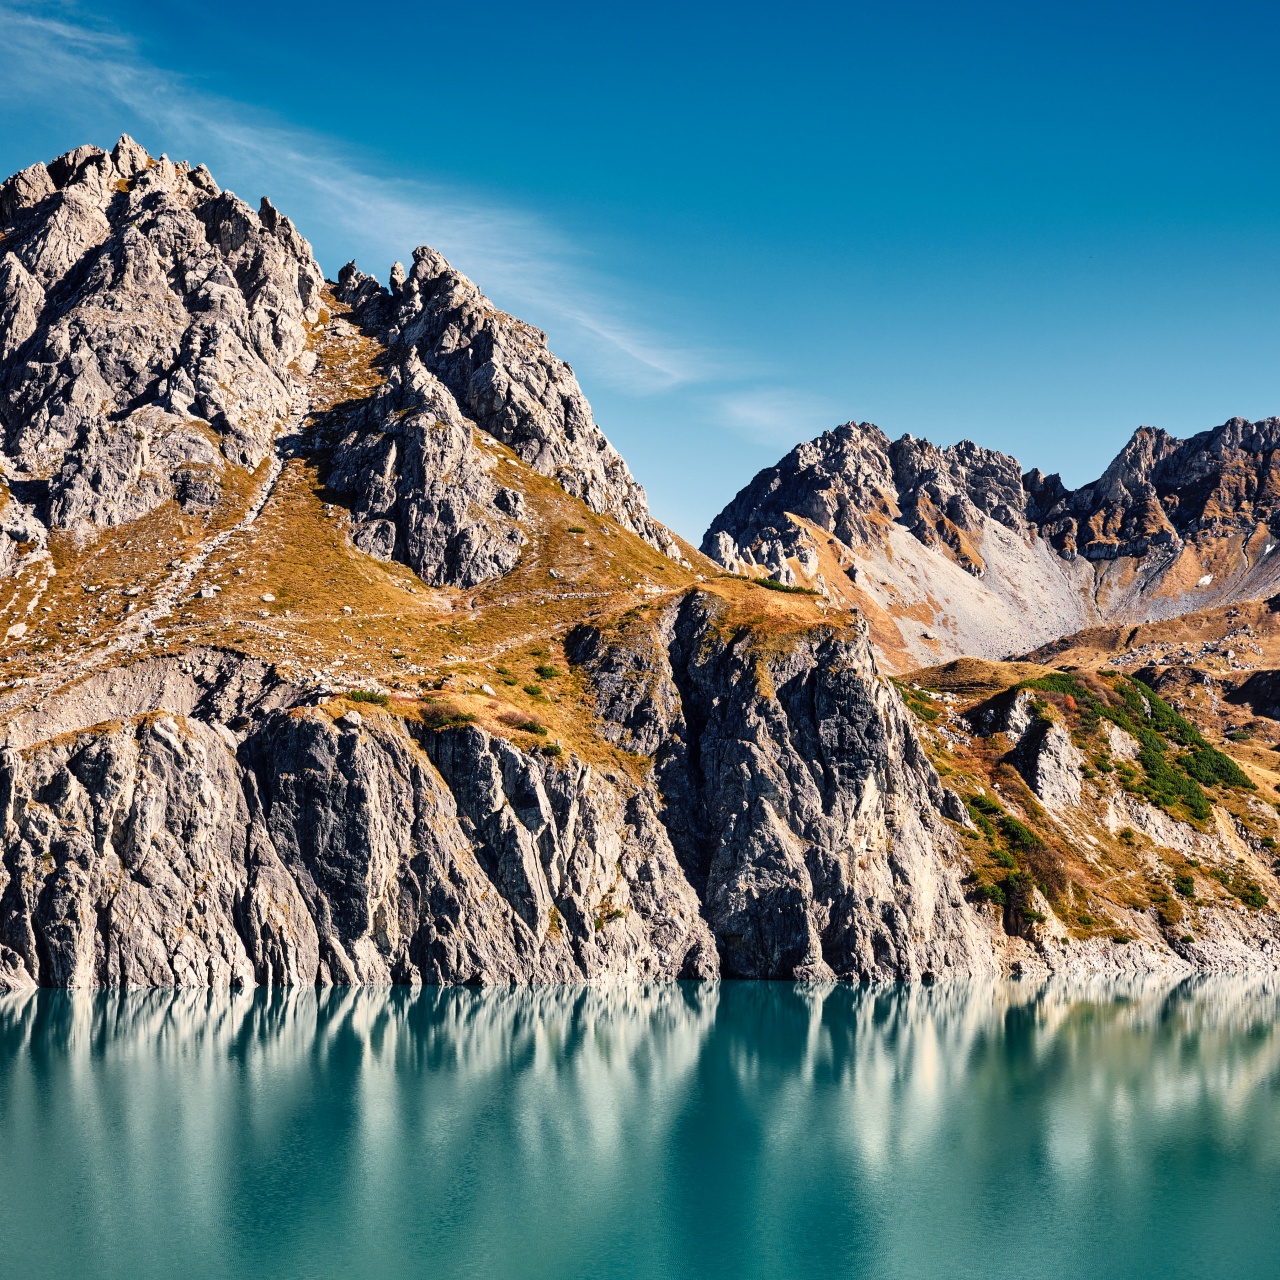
<box><xmin>2</xmin><ymin>1</ymin><xmax>1279</xmax><ymax>540</ymax></box>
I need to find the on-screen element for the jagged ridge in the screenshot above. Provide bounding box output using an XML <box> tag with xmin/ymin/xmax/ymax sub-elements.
<box><xmin>703</xmin><ymin>417</ymin><xmax>1280</xmax><ymax>668</ymax></box>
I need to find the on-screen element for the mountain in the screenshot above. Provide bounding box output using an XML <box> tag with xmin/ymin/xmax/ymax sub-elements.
<box><xmin>1</xmin><ymin>139</ymin><xmax>1278</xmax><ymax>991</ymax></box>
<box><xmin>703</xmin><ymin>418</ymin><xmax>1280</xmax><ymax>670</ymax></box>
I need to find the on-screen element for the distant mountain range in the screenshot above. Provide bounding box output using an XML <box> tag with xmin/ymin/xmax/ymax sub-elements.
<box><xmin>704</xmin><ymin>416</ymin><xmax>1280</xmax><ymax>670</ymax></box>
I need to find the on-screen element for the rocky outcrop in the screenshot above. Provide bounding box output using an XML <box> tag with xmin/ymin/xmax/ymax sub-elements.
<box><xmin>331</xmin><ymin>255</ymin><xmax>679</xmax><ymax>561</ymax></box>
<box><xmin>0</xmin><ymin>137</ymin><xmax>323</xmax><ymax>547</ymax></box>
<box><xmin>966</xmin><ymin>688</ymin><xmax>1083</xmax><ymax>811</ymax></box>
<box><xmin>320</xmin><ymin>336</ymin><xmax>527</xmax><ymax>586</ymax></box>
<box><xmin>0</xmin><ymin>658</ymin><xmax>720</xmax><ymax>991</ymax></box>
<box><xmin>572</xmin><ymin>596</ymin><xmax>995</xmax><ymax>981</ymax></box>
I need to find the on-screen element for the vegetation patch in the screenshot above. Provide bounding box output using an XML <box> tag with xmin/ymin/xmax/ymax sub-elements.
<box><xmin>1016</xmin><ymin>671</ymin><xmax>1253</xmax><ymax>825</ymax></box>
<box><xmin>895</xmin><ymin>680</ymin><xmax>941</xmax><ymax>722</ymax></box>
<box><xmin>962</xmin><ymin>791</ymin><xmax>1063</xmax><ymax>931</ymax></box>
<box><xmin>418</xmin><ymin>703</ymin><xmax>477</xmax><ymax>730</ymax></box>
<box><xmin>752</xmin><ymin>578</ymin><xmax>820</xmax><ymax>596</ymax></box>
<box><xmin>1206</xmin><ymin>863</ymin><xmax>1268</xmax><ymax>909</ymax></box>
<box><xmin>498</xmin><ymin>709</ymin><xmax>549</xmax><ymax>736</ymax></box>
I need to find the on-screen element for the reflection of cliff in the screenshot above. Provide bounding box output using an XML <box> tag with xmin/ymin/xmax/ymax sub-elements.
<box><xmin>3</xmin><ymin>980</ymin><xmax>1280</xmax><ymax>1277</ymax></box>
<box><xmin>731</xmin><ymin>977</ymin><xmax>1280</xmax><ymax>1174</ymax></box>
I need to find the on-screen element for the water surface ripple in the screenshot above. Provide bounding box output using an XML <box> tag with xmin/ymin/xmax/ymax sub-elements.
<box><xmin>2</xmin><ymin>978</ymin><xmax>1278</xmax><ymax>1278</ymax></box>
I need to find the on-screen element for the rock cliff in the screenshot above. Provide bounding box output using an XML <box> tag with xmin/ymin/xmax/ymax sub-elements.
<box><xmin>0</xmin><ymin>566</ymin><xmax>1000</xmax><ymax>989</ymax></box>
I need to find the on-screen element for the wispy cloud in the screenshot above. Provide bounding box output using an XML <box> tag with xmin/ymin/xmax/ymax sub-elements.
<box><xmin>0</xmin><ymin>1</ymin><xmax>713</xmax><ymax>395</ymax></box>
<box><xmin>714</xmin><ymin>387</ymin><xmax>842</xmax><ymax>447</ymax></box>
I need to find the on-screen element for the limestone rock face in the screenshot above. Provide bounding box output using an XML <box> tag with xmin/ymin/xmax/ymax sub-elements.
<box><xmin>0</xmin><ymin>716</ymin><xmax>268</xmax><ymax>989</ymax></box>
<box><xmin>0</xmin><ymin>137</ymin><xmax>323</xmax><ymax>540</ymax></box>
<box><xmin>0</xmin><ymin>648</ymin><xmax>725</xmax><ymax>989</ymax></box>
<box><xmin>571</xmin><ymin>596</ymin><xmax>996</xmax><ymax>981</ymax></box>
<box><xmin>332</xmin><ymin>255</ymin><xmax>678</xmax><ymax>561</ymax></box>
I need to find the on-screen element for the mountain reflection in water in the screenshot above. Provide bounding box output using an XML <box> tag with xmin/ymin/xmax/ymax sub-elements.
<box><xmin>3</xmin><ymin>978</ymin><xmax>1278</xmax><ymax>1279</ymax></box>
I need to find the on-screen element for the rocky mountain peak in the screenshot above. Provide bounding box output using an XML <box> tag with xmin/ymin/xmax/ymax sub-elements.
<box><xmin>702</xmin><ymin>419</ymin><xmax>1031</xmax><ymax>581</ymax></box>
<box><xmin>331</xmin><ymin>247</ymin><xmax>680</xmax><ymax>562</ymax></box>
<box><xmin>0</xmin><ymin>135</ymin><xmax>324</xmax><ymax>562</ymax></box>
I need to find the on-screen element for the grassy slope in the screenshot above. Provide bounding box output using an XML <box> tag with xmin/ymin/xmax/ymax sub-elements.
<box><xmin>905</xmin><ymin>654</ymin><xmax>1280</xmax><ymax>943</ymax></box>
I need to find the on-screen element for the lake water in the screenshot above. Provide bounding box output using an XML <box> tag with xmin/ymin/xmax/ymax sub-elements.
<box><xmin>2</xmin><ymin>979</ymin><xmax>1279</xmax><ymax>1279</ymax></box>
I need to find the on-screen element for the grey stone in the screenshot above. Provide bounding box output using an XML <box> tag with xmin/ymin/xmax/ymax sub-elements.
<box><xmin>0</xmin><ymin>135</ymin><xmax>323</xmax><ymax>544</ymax></box>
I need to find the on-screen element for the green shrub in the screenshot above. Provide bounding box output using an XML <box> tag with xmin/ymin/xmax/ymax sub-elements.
<box><xmin>896</xmin><ymin>681</ymin><xmax>941</xmax><ymax>721</ymax></box>
<box><xmin>1173</xmin><ymin>873</ymin><xmax>1196</xmax><ymax>898</ymax></box>
<box><xmin>418</xmin><ymin>704</ymin><xmax>477</xmax><ymax>730</ymax></box>
<box><xmin>523</xmin><ymin>683</ymin><xmax>544</xmax><ymax>697</ymax></box>
<box><xmin>534</xmin><ymin>664</ymin><xmax>561</xmax><ymax>680</ymax></box>
<box><xmin>347</xmin><ymin>689</ymin><xmax>388</xmax><ymax>706</ymax></box>
<box><xmin>999</xmin><ymin>815</ymin><xmax>1044</xmax><ymax>855</ymax></box>
<box><xmin>567</xmin><ymin>525</ymin><xmax>586</xmax><ymax>534</ymax></box>
<box><xmin>971</xmin><ymin>881</ymin><xmax>1006</xmax><ymax>907</ymax></box>
<box><xmin>964</xmin><ymin>799</ymin><xmax>998</xmax><ymax>842</ymax></box>
<box><xmin>1182</xmin><ymin>742</ymin><xmax>1253</xmax><ymax>789</ymax></box>
<box><xmin>753</xmin><ymin>578</ymin><xmax>820</xmax><ymax>596</ymax></box>
<box><xmin>1241</xmin><ymin>884</ymin><xmax>1269</xmax><ymax>910</ymax></box>
<box><xmin>516</xmin><ymin>719</ymin><xmax>548</xmax><ymax>736</ymax></box>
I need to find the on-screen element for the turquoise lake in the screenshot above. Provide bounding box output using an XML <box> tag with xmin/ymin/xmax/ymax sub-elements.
<box><xmin>3</xmin><ymin>979</ymin><xmax>1279</xmax><ymax>1278</ymax></box>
